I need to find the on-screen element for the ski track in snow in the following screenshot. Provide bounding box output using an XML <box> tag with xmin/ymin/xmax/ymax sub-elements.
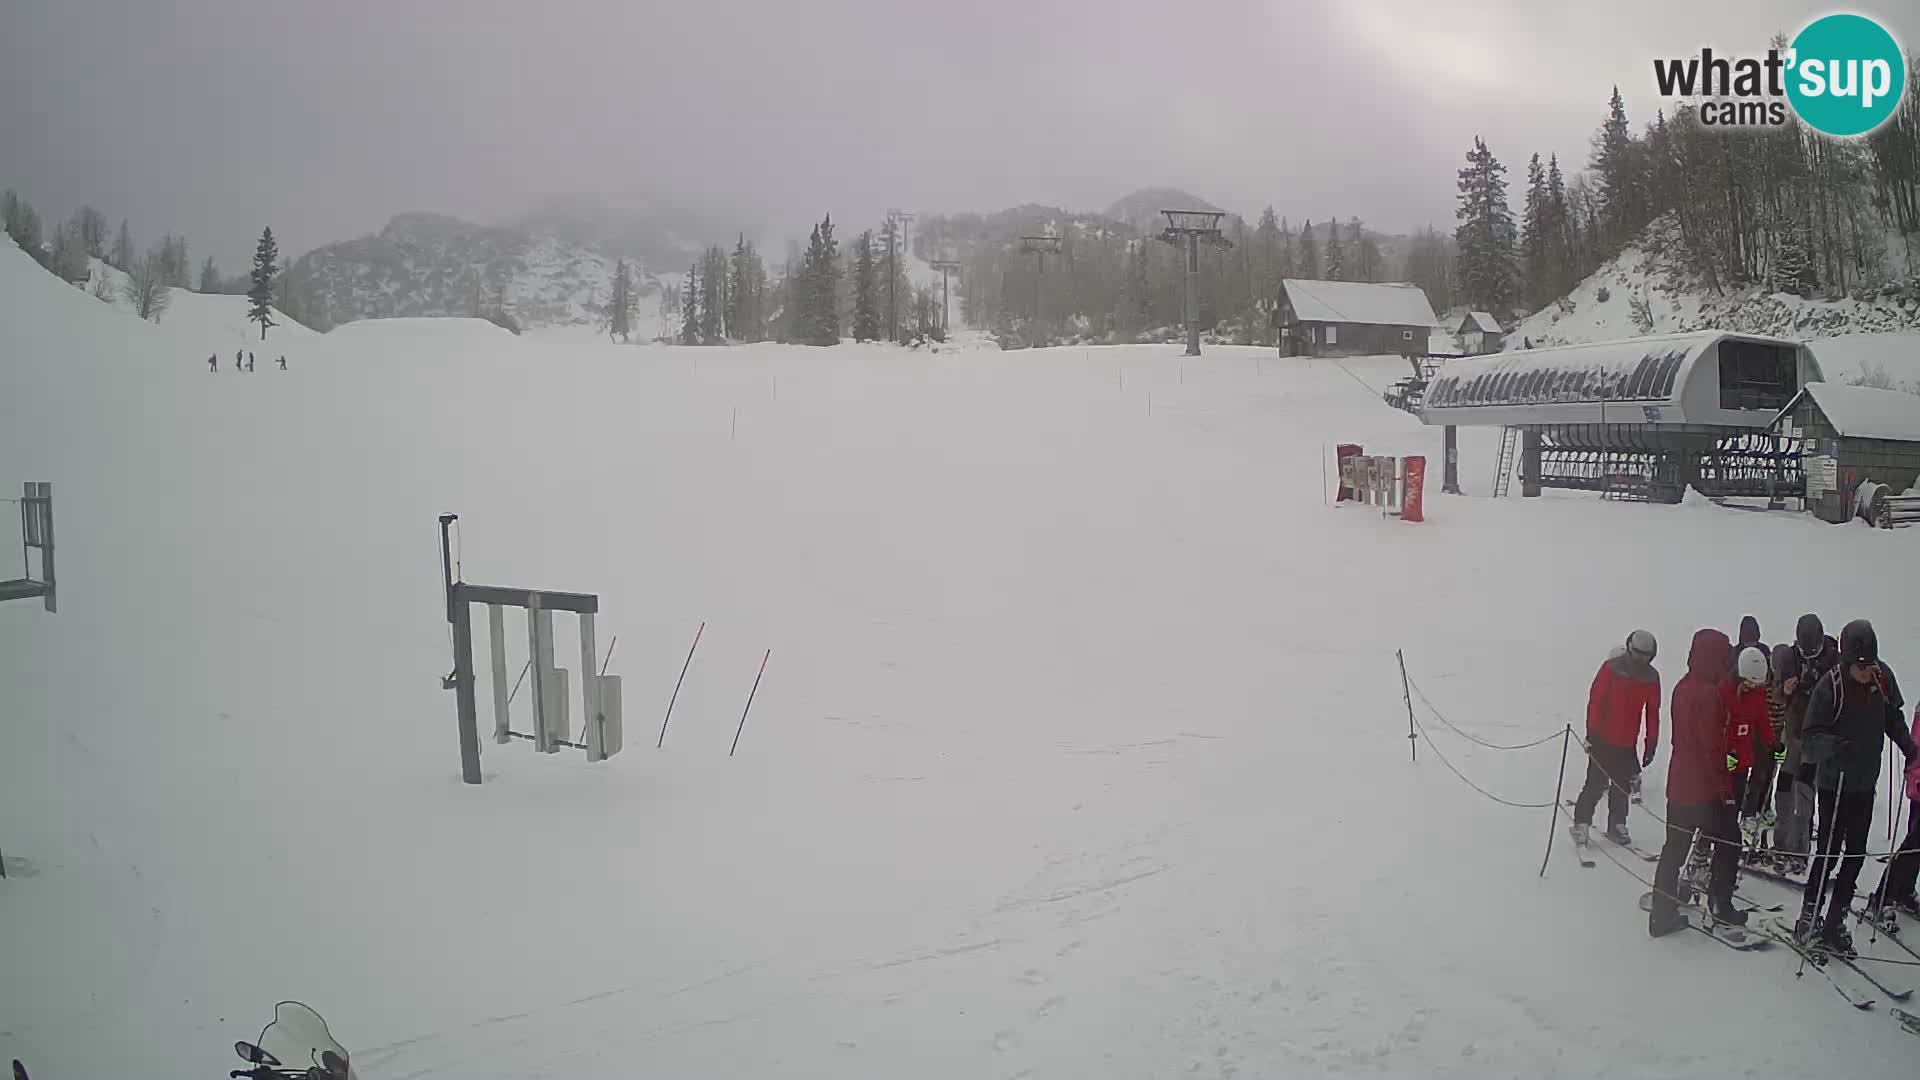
<box><xmin>2</xmin><ymin>241</ymin><xmax>1917</xmax><ymax>1078</ymax></box>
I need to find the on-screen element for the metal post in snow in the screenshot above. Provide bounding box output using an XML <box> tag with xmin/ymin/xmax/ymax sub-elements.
<box><xmin>658</xmin><ymin>622</ymin><xmax>705</xmax><ymax>748</ymax></box>
<box><xmin>1539</xmin><ymin>725</ymin><xmax>1572</xmax><ymax>878</ymax></box>
<box><xmin>1398</xmin><ymin>649</ymin><xmax>1417</xmax><ymax>762</ymax></box>
<box><xmin>730</xmin><ymin>649</ymin><xmax>771</xmax><ymax>757</ymax></box>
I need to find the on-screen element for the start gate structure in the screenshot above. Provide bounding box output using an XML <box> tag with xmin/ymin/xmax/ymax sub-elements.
<box><xmin>438</xmin><ymin>513</ymin><xmax>624</xmax><ymax>785</ymax></box>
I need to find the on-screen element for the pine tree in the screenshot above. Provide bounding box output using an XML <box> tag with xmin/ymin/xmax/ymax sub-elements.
<box><xmin>49</xmin><ymin>222</ymin><xmax>87</xmax><ymax>281</ymax></box>
<box><xmin>199</xmin><ymin>256</ymin><xmax>220</xmax><ymax>293</ymax></box>
<box><xmin>727</xmin><ymin>235</ymin><xmax>760</xmax><ymax>342</ymax></box>
<box><xmin>1297</xmin><ymin>220</ymin><xmax>1318</xmax><ymax>279</ymax></box>
<box><xmin>71</xmin><ymin>206</ymin><xmax>107</xmax><ymax>260</ymax></box>
<box><xmin>1323</xmin><ymin>219</ymin><xmax>1345</xmax><ymax>281</ymax></box>
<box><xmin>681</xmin><ymin>264</ymin><xmax>701</xmax><ymax>344</ymax></box>
<box><xmin>806</xmin><ymin>215</ymin><xmax>840</xmax><ymax>346</ymax></box>
<box><xmin>1520</xmin><ymin>153</ymin><xmax>1550</xmax><ymax>311</ymax></box>
<box><xmin>112</xmin><ymin>220</ymin><xmax>133</xmax><ymax>270</ymax></box>
<box><xmin>1770</xmin><ymin>214</ymin><xmax>1814</xmax><ymax>295</ymax></box>
<box><xmin>852</xmin><ymin>230</ymin><xmax>881</xmax><ymax>342</ymax></box>
<box><xmin>1590</xmin><ymin>86</ymin><xmax>1642</xmax><ymax>256</ymax></box>
<box><xmin>609</xmin><ymin>259</ymin><xmax>633</xmax><ymax>341</ymax></box>
<box><xmin>1455</xmin><ymin>136</ymin><xmax>1519</xmax><ymax>315</ymax></box>
<box><xmin>1354</xmin><ymin>220</ymin><xmax>1381</xmax><ymax>283</ymax></box>
<box><xmin>1544</xmin><ymin>154</ymin><xmax>1573</xmax><ymax>300</ymax></box>
<box><xmin>879</xmin><ymin>216</ymin><xmax>902</xmax><ymax>340</ymax></box>
<box><xmin>247</xmin><ymin>226</ymin><xmax>279</xmax><ymax>340</ymax></box>
<box><xmin>1275</xmin><ymin>218</ymin><xmax>1294</xmax><ymax>281</ymax></box>
<box><xmin>700</xmin><ymin>246</ymin><xmax>725</xmax><ymax>342</ymax></box>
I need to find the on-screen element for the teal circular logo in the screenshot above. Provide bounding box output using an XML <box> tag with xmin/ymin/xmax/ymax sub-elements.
<box><xmin>1787</xmin><ymin>14</ymin><xmax>1906</xmax><ymax>137</ymax></box>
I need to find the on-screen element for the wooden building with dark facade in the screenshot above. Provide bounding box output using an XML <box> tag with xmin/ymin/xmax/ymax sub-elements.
<box><xmin>1771</xmin><ymin>381</ymin><xmax>1920</xmax><ymax>524</ymax></box>
<box><xmin>1273</xmin><ymin>279</ymin><xmax>1439</xmax><ymax>358</ymax></box>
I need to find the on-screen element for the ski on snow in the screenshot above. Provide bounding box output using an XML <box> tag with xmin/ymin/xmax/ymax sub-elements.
<box><xmin>1560</xmin><ymin>805</ymin><xmax>1658</xmax><ymax>861</ymax></box>
<box><xmin>1894</xmin><ymin>1007</ymin><xmax>1920</xmax><ymax>1037</ymax></box>
<box><xmin>1762</xmin><ymin>918</ymin><xmax>1877</xmax><ymax>1010</ymax></box>
<box><xmin>1570</xmin><ymin>825</ymin><xmax>1596</xmax><ymax>868</ymax></box>
<box><xmin>1636</xmin><ymin>892</ymin><xmax>1771</xmax><ymax>950</ymax></box>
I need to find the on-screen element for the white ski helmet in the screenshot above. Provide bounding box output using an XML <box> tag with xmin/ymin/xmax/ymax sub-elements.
<box><xmin>1625</xmin><ymin>629</ymin><xmax>1657</xmax><ymax>661</ymax></box>
<box><xmin>1737</xmin><ymin>647</ymin><xmax>1769</xmax><ymax>686</ymax></box>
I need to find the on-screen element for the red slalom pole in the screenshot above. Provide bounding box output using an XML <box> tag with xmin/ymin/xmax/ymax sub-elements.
<box><xmin>730</xmin><ymin>649</ymin><xmax>771</xmax><ymax>757</ymax></box>
<box><xmin>657</xmin><ymin>622</ymin><xmax>705</xmax><ymax>748</ymax></box>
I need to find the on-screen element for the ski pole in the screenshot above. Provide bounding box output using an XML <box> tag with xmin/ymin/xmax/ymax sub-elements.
<box><xmin>657</xmin><ymin>622</ymin><xmax>704</xmax><ymax>748</ymax></box>
<box><xmin>730</xmin><ymin>650</ymin><xmax>770</xmax><ymax>757</ymax></box>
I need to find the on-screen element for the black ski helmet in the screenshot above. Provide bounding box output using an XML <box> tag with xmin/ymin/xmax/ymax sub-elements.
<box><xmin>1796</xmin><ymin>614</ymin><xmax>1825</xmax><ymax>653</ymax></box>
<box><xmin>1839</xmin><ymin>619</ymin><xmax>1878</xmax><ymax>665</ymax></box>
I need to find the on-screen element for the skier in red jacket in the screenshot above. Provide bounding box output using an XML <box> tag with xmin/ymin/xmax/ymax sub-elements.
<box><xmin>1726</xmin><ymin>647</ymin><xmax>1776</xmax><ymax>810</ymax></box>
<box><xmin>1651</xmin><ymin>628</ymin><xmax>1745</xmax><ymax>937</ymax></box>
<box><xmin>1573</xmin><ymin>630</ymin><xmax>1660</xmax><ymax>847</ymax></box>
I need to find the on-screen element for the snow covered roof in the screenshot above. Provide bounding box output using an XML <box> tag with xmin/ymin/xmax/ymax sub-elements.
<box><xmin>1458</xmin><ymin>311</ymin><xmax>1501</xmax><ymax>334</ymax></box>
<box><xmin>1280</xmin><ymin>279</ymin><xmax>1439</xmax><ymax>328</ymax></box>
<box><xmin>1777</xmin><ymin>382</ymin><xmax>1920</xmax><ymax>442</ymax></box>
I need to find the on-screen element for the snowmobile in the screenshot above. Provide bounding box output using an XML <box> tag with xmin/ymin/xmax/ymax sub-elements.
<box><xmin>232</xmin><ymin>1002</ymin><xmax>355</xmax><ymax>1080</ymax></box>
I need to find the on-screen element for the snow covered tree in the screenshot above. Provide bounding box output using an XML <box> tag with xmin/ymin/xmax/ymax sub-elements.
<box><xmin>801</xmin><ymin>215</ymin><xmax>840</xmax><ymax>346</ymax></box>
<box><xmin>699</xmin><ymin>246</ymin><xmax>726</xmax><ymax>342</ymax></box>
<box><xmin>70</xmin><ymin>206</ymin><xmax>107</xmax><ymax>260</ymax></box>
<box><xmin>726</xmin><ymin>235</ymin><xmax>765</xmax><ymax>342</ymax></box>
<box><xmin>3</xmin><ymin>190</ymin><xmax>44</xmax><ymax>266</ymax></box>
<box><xmin>1274</xmin><ymin>217</ymin><xmax>1294</xmax><ymax>281</ymax></box>
<box><xmin>49</xmin><ymin>223</ymin><xmax>87</xmax><ymax>281</ymax></box>
<box><xmin>609</xmin><ymin>259</ymin><xmax>633</xmax><ymax>342</ymax></box>
<box><xmin>1322</xmin><ymin>218</ymin><xmax>1344</xmax><ymax>281</ymax></box>
<box><xmin>851</xmin><ymin>230</ymin><xmax>881</xmax><ymax>342</ymax></box>
<box><xmin>199</xmin><ymin>256</ymin><xmax>220</xmax><ymax>293</ymax></box>
<box><xmin>111</xmin><ymin>219</ymin><xmax>133</xmax><ymax>270</ymax></box>
<box><xmin>681</xmin><ymin>264</ymin><xmax>701</xmax><ymax>344</ymax></box>
<box><xmin>1544</xmin><ymin>154</ymin><xmax>1573</xmax><ymax>301</ymax></box>
<box><xmin>121</xmin><ymin>248</ymin><xmax>172</xmax><ymax>322</ymax></box>
<box><xmin>1770</xmin><ymin>214</ymin><xmax>1814</xmax><ymax>295</ymax></box>
<box><xmin>1454</xmin><ymin>136</ymin><xmax>1518</xmax><ymax>315</ymax></box>
<box><xmin>247</xmin><ymin>226</ymin><xmax>279</xmax><ymax>340</ymax></box>
<box><xmin>1296</xmin><ymin>219</ymin><xmax>1318</xmax><ymax>280</ymax></box>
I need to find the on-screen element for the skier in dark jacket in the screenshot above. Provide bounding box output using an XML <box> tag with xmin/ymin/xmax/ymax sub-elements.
<box><xmin>1868</xmin><ymin>704</ymin><xmax>1920</xmax><ymax>921</ymax></box>
<box><xmin>1573</xmin><ymin>630</ymin><xmax>1660</xmax><ymax>847</ymax></box>
<box><xmin>1652</xmin><ymin>628</ymin><xmax>1745</xmax><ymax>936</ymax></box>
<box><xmin>1796</xmin><ymin>619</ymin><xmax>1919</xmax><ymax>955</ymax></box>
<box><xmin>1774</xmin><ymin>614</ymin><xmax>1839</xmax><ymax>867</ymax></box>
<box><xmin>208</xmin><ymin>353</ymin><xmax>217</xmax><ymax>372</ymax></box>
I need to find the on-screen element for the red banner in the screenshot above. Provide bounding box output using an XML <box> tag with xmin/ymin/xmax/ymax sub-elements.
<box><xmin>1402</xmin><ymin>455</ymin><xmax>1426</xmax><ymax>523</ymax></box>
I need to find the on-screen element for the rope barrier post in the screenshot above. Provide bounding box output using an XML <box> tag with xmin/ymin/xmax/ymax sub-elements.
<box><xmin>1398</xmin><ymin>649</ymin><xmax>1416</xmax><ymax>763</ymax></box>
<box><xmin>1540</xmin><ymin>724</ymin><xmax>1573</xmax><ymax>878</ymax></box>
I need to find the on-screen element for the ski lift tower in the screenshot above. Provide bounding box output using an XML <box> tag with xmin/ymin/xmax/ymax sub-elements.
<box><xmin>930</xmin><ymin>256</ymin><xmax>962</xmax><ymax>337</ymax></box>
<box><xmin>1158</xmin><ymin>210</ymin><xmax>1230</xmax><ymax>357</ymax></box>
<box><xmin>0</xmin><ymin>483</ymin><xmax>55</xmax><ymax>613</ymax></box>
<box><xmin>1019</xmin><ymin>234</ymin><xmax>1062</xmax><ymax>342</ymax></box>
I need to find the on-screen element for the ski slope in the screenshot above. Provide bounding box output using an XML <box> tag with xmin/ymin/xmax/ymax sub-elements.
<box><xmin>2</xmin><ymin>239</ymin><xmax>1918</xmax><ymax>1078</ymax></box>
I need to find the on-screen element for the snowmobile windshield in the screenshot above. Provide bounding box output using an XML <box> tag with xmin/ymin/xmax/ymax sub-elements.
<box><xmin>255</xmin><ymin>1002</ymin><xmax>356</xmax><ymax>1080</ymax></box>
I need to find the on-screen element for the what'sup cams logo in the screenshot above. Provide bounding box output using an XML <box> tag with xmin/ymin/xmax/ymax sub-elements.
<box><xmin>1653</xmin><ymin>13</ymin><xmax>1907</xmax><ymax>136</ymax></box>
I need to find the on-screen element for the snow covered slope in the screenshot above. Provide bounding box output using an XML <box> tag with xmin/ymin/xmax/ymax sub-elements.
<box><xmin>1506</xmin><ymin>224</ymin><xmax>1920</xmax><ymax>353</ymax></box>
<box><xmin>81</xmin><ymin>257</ymin><xmax>317</xmax><ymax>363</ymax></box>
<box><xmin>4</xmin><ymin>236</ymin><xmax>1919</xmax><ymax>1078</ymax></box>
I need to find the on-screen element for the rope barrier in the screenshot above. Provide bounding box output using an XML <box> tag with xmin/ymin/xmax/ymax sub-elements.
<box><xmin>1407</xmin><ymin>675</ymin><xmax>1566</xmax><ymax>751</ymax></box>
<box><xmin>1408</xmin><ymin>708</ymin><xmax>1558</xmax><ymax>810</ymax></box>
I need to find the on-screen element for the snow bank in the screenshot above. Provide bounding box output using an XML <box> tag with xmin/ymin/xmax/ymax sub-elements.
<box><xmin>4</xmin><ymin>253</ymin><xmax>1919</xmax><ymax>1079</ymax></box>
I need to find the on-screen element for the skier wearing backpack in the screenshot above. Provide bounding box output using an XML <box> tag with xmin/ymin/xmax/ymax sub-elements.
<box><xmin>1868</xmin><ymin>702</ymin><xmax>1920</xmax><ymax>923</ymax></box>
<box><xmin>1795</xmin><ymin>619</ymin><xmax>1919</xmax><ymax>956</ymax></box>
<box><xmin>1573</xmin><ymin>630</ymin><xmax>1660</xmax><ymax>848</ymax></box>
<box><xmin>1774</xmin><ymin>615</ymin><xmax>1840</xmax><ymax>872</ymax></box>
<box><xmin>1651</xmin><ymin>628</ymin><xmax>1746</xmax><ymax>936</ymax></box>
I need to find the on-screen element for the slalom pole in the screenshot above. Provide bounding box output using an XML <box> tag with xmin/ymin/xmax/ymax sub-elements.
<box><xmin>657</xmin><ymin>622</ymin><xmax>705</xmax><ymax>748</ymax></box>
<box><xmin>1398</xmin><ymin>650</ymin><xmax>1416</xmax><ymax>763</ymax></box>
<box><xmin>1540</xmin><ymin>724</ymin><xmax>1573</xmax><ymax>878</ymax></box>
<box><xmin>599</xmin><ymin>635</ymin><xmax>618</xmax><ymax>677</ymax></box>
<box><xmin>730</xmin><ymin>649</ymin><xmax>771</xmax><ymax>757</ymax></box>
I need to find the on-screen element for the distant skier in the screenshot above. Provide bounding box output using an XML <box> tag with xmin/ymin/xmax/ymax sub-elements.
<box><xmin>1868</xmin><ymin>701</ymin><xmax>1920</xmax><ymax>922</ymax></box>
<box><xmin>1774</xmin><ymin>615</ymin><xmax>1840</xmax><ymax>871</ymax></box>
<box><xmin>208</xmin><ymin>353</ymin><xmax>218</xmax><ymax>372</ymax></box>
<box><xmin>247</xmin><ymin>352</ymin><xmax>255</xmax><ymax>372</ymax></box>
<box><xmin>277</xmin><ymin>354</ymin><xmax>286</xmax><ymax>370</ymax></box>
<box><xmin>1795</xmin><ymin>619</ymin><xmax>1918</xmax><ymax>956</ymax></box>
<box><xmin>1573</xmin><ymin>630</ymin><xmax>1660</xmax><ymax>847</ymax></box>
<box><xmin>235</xmin><ymin>349</ymin><xmax>243</xmax><ymax>372</ymax></box>
<box><xmin>1651</xmin><ymin>628</ymin><xmax>1745</xmax><ymax>936</ymax></box>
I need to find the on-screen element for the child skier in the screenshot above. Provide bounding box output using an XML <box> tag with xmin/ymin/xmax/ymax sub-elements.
<box><xmin>1652</xmin><ymin>629</ymin><xmax>1745</xmax><ymax>935</ymax></box>
<box><xmin>1796</xmin><ymin>620</ymin><xmax>1919</xmax><ymax>956</ymax></box>
<box><xmin>1573</xmin><ymin>630</ymin><xmax>1660</xmax><ymax>847</ymax></box>
<box><xmin>1727</xmin><ymin>648</ymin><xmax>1775</xmax><ymax>810</ymax></box>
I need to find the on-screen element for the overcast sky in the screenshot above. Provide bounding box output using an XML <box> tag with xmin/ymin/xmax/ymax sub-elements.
<box><xmin>5</xmin><ymin>0</ymin><xmax>1916</xmax><ymax>269</ymax></box>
